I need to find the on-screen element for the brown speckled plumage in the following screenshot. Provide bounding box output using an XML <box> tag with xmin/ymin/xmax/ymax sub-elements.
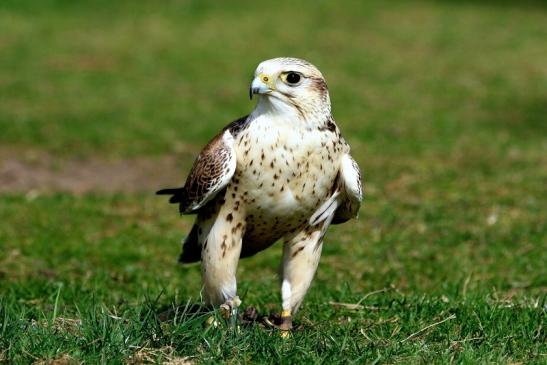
<box><xmin>157</xmin><ymin>57</ymin><xmax>363</xmax><ymax>316</ymax></box>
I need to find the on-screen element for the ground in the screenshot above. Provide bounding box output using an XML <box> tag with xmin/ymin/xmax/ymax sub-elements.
<box><xmin>0</xmin><ymin>0</ymin><xmax>546</xmax><ymax>364</ymax></box>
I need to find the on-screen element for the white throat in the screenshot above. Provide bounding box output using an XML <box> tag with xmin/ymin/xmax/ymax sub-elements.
<box><xmin>250</xmin><ymin>95</ymin><xmax>331</xmax><ymax>130</ymax></box>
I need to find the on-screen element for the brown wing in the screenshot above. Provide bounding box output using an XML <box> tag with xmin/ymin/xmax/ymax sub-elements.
<box><xmin>157</xmin><ymin>129</ymin><xmax>237</xmax><ymax>214</ymax></box>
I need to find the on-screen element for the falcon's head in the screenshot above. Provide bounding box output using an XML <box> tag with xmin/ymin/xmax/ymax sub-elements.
<box><xmin>250</xmin><ymin>57</ymin><xmax>331</xmax><ymax>120</ymax></box>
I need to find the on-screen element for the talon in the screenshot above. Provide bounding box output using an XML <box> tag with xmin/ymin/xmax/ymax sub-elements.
<box><xmin>242</xmin><ymin>306</ymin><xmax>258</xmax><ymax>323</ymax></box>
<box><xmin>230</xmin><ymin>296</ymin><xmax>242</xmax><ymax>308</ymax></box>
<box><xmin>263</xmin><ymin>316</ymin><xmax>275</xmax><ymax>327</ymax></box>
<box><xmin>261</xmin><ymin>310</ymin><xmax>293</xmax><ymax>331</ymax></box>
<box><xmin>219</xmin><ymin>303</ymin><xmax>231</xmax><ymax>319</ymax></box>
<box><xmin>220</xmin><ymin>296</ymin><xmax>241</xmax><ymax>319</ymax></box>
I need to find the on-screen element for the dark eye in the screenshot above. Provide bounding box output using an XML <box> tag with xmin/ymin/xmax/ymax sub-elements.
<box><xmin>286</xmin><ymin>72</ymin><xmax>301</xmax><ymax>84</ymax></box>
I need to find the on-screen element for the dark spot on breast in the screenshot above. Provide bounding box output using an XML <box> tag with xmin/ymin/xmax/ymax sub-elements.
<box><xmin>221</xmin><ymin>239</ymin><xmax>227</xmax><ymax>257</ymax></box>
<box><xmin>291</xmin><ymin>246</ymin><xmax>305</xmax><ymax>258</ymax></box>
<box><xmin>226</xmin><ymin>213</ymin><xmax>233</xmax><ymax>222</ymax></box>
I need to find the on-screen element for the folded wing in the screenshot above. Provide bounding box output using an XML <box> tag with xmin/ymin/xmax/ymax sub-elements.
<box><xmin>310</xmin><ymin>154</ymin><xmax>363</xmax><ymax>226</ymax></box>
<box><xmin>157</xmin><ymin>130</ymin><xmax>237</xmax><ymax>214</ymax></box>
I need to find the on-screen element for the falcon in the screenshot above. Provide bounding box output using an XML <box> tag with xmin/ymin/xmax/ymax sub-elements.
<box><xmin>157</xmin><ymin>57</ymin><xmax>362</xmax><ymax>329</ymax></box>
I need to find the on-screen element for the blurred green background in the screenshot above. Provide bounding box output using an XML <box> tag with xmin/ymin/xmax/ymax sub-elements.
<box><xmin>0</xmin><ymin>1</ymin><xmax>545</xmax><ymax>363</ymax></box>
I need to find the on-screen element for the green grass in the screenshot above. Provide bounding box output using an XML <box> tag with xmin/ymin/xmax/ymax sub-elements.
<box><xmin>0</xmin><ymin>0</ymin><xmax>546</xmax><ymax>363</ymax></box>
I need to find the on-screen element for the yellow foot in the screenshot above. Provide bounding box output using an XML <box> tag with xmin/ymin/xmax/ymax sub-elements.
<box><xmin>279</xmin><ymin>309</ymin><xmax>293</xmax><ymax>331</ymax></box>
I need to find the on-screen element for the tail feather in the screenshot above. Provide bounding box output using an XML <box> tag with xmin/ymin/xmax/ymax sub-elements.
<box><xmin>156</xmin><ymin>187</ymin><xmax>185</xmax><ymax>203</ymax></box>
<box><xmin>178</xmin><ymin>224</ymin><xmax>201</xmax><ymax>263</ymax></box>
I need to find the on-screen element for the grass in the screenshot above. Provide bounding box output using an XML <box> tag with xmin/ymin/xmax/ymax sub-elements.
<box><xmin>0</xmin><ymin>0</ymin><xmax>546</xmax><ymax>363</ymax></box>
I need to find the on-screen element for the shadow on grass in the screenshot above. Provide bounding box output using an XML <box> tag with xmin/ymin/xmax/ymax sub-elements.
<box><xmin>156</xmin><ymin>299</ymin><xmax>302</xmax><ymax>332</ymax></box>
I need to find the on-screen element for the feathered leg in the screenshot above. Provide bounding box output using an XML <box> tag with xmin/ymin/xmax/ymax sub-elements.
<box><xmin>280</xmin><ymin>221</ymin><xmax>330</xmax><ymax>329</ymax></box>
<box><xmin>200</xmin><ymin>206</ymin><xmax>245</xmax><ymax>311</ymax></box>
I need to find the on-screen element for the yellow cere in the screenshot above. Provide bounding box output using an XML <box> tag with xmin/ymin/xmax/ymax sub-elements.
<box><xmin>258</xmin><ymin>73</ymin><xmax>275</xmax><ymax>89</ymax></box>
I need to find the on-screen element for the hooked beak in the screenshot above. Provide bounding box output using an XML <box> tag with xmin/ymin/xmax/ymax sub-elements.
<box><xmin>249</xmin><ymin>74</ymin><xmax>275</xmax><ymax>100</ymax></box>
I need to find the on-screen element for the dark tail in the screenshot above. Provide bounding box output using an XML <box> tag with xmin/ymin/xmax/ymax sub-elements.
<box><xmin>156</xmin><ymin>187</ymin><xmax>185</xmax><ymax>204</ymax></box>
<box><xmin>157</xmin><ymin>187</ymin><xmax>191</xmax><ymax>214</ymax></box>
<box><xmin>178</xmin><ymin>224</ymin><xmax>201</xmax><ymax>263</ymax></box>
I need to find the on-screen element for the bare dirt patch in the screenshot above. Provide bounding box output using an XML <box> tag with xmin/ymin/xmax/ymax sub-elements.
<box><xmin>0</xmin><ymin>148</ymin><xmax>193</xmax><ymax>194</ymax></box>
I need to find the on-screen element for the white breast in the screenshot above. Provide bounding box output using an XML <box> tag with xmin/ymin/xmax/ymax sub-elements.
<box><xmin>234</xmin><ymin>115</ymin><xmax>342</xmax><ymax>220</ymax></box>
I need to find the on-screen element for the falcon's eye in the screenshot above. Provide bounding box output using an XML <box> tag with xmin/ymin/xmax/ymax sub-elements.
<box><xmin>284</xmin><ymin>72</ymin><xmax>301</xmax><ymax>85</ymax></box>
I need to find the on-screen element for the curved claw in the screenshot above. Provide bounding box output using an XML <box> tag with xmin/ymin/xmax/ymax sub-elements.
<box><xmin>262</xmin><ymin>310</ymin><xmax>293</xmax><ymax>332</ymax></box>
<box><xmin>219</xmin><ymin>296</ymin><xmax>242</xmax><ymax>319</ymax></box>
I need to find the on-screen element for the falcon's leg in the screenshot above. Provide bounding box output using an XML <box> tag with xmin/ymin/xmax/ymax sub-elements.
<box><xmin>200</xmin><ymin>208</ymin><xmax>245</xmax><ymax>313</ymax></box>
<box><xmin>280</xmin><ymin>224</ymin><xmax>328</xmax><ymax>329</ymax></box>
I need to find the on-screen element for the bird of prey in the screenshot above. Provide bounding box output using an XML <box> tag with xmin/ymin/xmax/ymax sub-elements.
<box><xmin>157</xmin><ymin>57</ymin><xmax>362</xmax><ymax>329</ymax></box>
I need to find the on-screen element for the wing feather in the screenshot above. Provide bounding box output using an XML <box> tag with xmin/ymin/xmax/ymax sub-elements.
<box><xmin>310</xmin><ymin>153</ymin><xmax>363</xmax><ymax>226</ymax></box>
<box><xmin>157</xmin><ymin>130</ymin><xmax>236</xmax><ymax>214</ymax></box>
<box><xmin>332</xmin><ymin>154</ymin><xmax>363</xmax><ymax>224</ymax></box>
